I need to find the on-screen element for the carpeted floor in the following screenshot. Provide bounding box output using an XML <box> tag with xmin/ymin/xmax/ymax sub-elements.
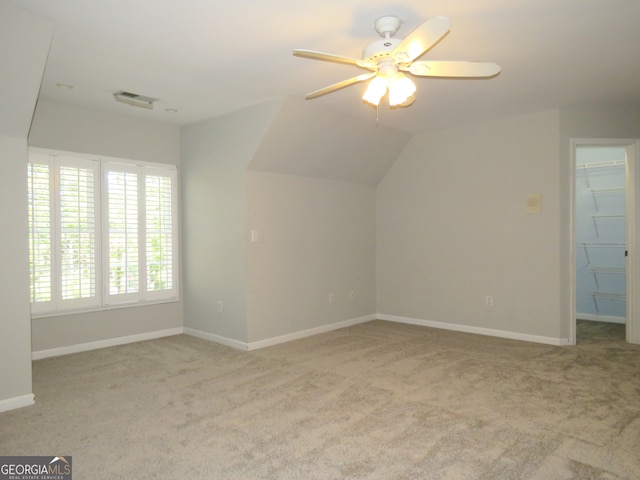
<box><xmin>1</xmin><ymin>320</ymin><xmax>639</xmax><ymax>479</ymax></box>
<box><xmin>576</xmin><ymin>318</ymin><xmax>626</xmax><ymax>344</ymax></box>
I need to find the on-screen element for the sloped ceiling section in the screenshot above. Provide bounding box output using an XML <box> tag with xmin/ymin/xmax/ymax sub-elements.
<box><xmin>0</xmin><ymin>3</ymin><xmax>53</xmax><ymax>138</ymax></box>
<box><xmin>249</xmin><ymin>97</ymin><xmax>411</xmax><ymax>186</ymax></box>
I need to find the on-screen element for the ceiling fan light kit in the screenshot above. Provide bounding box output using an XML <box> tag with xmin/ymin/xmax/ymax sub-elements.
<box><xmin>387</xmin><ymin>74</ymin><xmax>416</xmax><ymax>106</ymax></box>
<box><xmin>293</xmin><ymin>14</ymin><xmax>500</xmax><ymax>110</ymax></box>
<box><xmin>363</xmin><ymin>71</ymin><xmax>416</xmax><ymax>107</ymax></box>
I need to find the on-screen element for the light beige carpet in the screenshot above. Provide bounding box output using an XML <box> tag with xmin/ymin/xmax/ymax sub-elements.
<box><xmin>1</xmin><ymin>320</ymin><xmax>639</xmax><ymax>479</ymax></box>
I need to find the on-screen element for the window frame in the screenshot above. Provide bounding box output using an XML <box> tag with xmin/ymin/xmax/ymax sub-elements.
<box><xmin>28</xmin><ymin>148</ymin><xmax>179</xmax><ymax>318</ymax></box>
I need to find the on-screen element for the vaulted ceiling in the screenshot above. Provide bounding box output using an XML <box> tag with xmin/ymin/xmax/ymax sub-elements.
<box><xmin>6</xmin><ymin>0</ymin><xmax>640</xmax><ymax>135</ymax></box>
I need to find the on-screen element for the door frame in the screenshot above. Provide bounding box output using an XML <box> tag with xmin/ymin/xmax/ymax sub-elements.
<box><xmin>569</xmin><ymin>138</ymin><xmax>640</xmax><ymax>344</ymax></box>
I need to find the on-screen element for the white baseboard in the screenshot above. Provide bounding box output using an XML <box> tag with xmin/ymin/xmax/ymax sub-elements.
<box><xmin>0</xmin><ymin>393</ymin><xmax>34</xmax><ymax>413</ymax></box>
<box><xmin>32</xmin><ymin>327</ymin><xmax>184</xmax><ymax>360</ymax></box>
<box><xmin>576</xmin><ymin>313</ymin><xmax>626</xmax><ymax>324</ymax></box>
<box><xmin>247</xmin><ymin>314</ymin><xmax>376</xmax><ymax>350</ymax></box>
<box><xmin>183</xmin><ymin>328</ymin><xmax>249</xmax><ymax>351</ymax></box>
<box><xmin>378</xmin><ymin>314</ymin><xmax>572</xmax><ymax>346</ymax></box>
<box><xmin>184</xmin><ymin>314</ymin><xmax>376</xmax><ymax>352</ymax></box>
<box><xmin>31</xmin><ymin>313</ymin><xmax>572</xmax><ymax>361</ymax></box>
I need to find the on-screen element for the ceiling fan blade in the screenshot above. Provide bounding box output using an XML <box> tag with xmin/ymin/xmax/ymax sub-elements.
<box><xmin>293</xmin><ymin>49</ymin><xmax>376</xmax><ymax>70</ymax></box>
<box><xmin>305</xmin><ymin>72</ymin><xmax>377</xmax><ymax>99</ymax></box>
<box><xmin>391</xmin><ymin>16</ymin><xmax>451</xmax><ymax>63</ymax></box>
<box><xmin>406</xmin><ymin>61</ymin><xmax>501</xmax><ymax>78</ymax></box>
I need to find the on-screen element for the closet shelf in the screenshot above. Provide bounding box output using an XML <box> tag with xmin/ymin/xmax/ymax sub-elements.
<box><xmin>591</xmin><ymin>292</ymin><xmax>626</xmax><ymax>314</ymax></box>
<box><xmin>591</xmin><ymin>292</ymin><xmax>625</xmax><ymax>300</ymax></box>
<box><xmin>590</xmin><ymin>214</ymin><xmax>625</xmax><ymax>237</ymax></box>
<box><xmin>577</xmin><ymin>243</ymin><xmax>625</xmax><ymax>265</ymax></box>
<box><xmin>589</xmin><ymin>187</ymin><xmax>625</xmax><ymax>193</ymax></box>
<box><xmin>577</xmin><ymin>160</ymin><xmax>625</xmax><ymax>169</ymax></box>
<box><xmin>588</xmin><ymin>187</ymin><xmax>625</xmax><ymax>211</ymax></box>
<box><xmin>576</xmin><ymin>242</ymin><xmax>625</xmax><ymax>247</ymax></box>
<box><xmin>590</xmin><ymin>267</ymin><xmax>625</xmax><ymax>273</ymax></box>
<box><xmin>590</xmin><ymin>267</ymin><xmax>625</xmax><ymax>290</ymax></box>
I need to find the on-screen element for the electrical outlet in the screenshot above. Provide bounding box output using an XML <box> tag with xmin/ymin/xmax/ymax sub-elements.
<box><xmin>485</xmin><ymin>296</ymin><xmax>494</xmax><ymax>307</ymax></box>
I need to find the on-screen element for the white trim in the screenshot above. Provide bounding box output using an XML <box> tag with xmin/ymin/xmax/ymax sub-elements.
<box><xmin>183</xmin><ymin>315</ymin><xmax>376</xmax><ymax>352</ymax></box>
<box><xmin>627</xmin><ymin>141</ymin><xmax>640</xmax><ymax>343</ymax></box>
<box><xmin>0</xmin><ymin>394</ymin><xmax>35</xmax><ymax>413</ymax></box>
<box><xmin>31</xmin><ymin>327</ymin><xmax>183</xmax><ymax>360</ymax></box>
<box><xmin>569</xmin><ymin>139</ymin><xmax>578</xmax><ymax>345</ymax></box>
<box><xmin>183</xmin><ymin>327</ymin><xmax>249</xmax><ymax>351</ymax></box>
<box><xmin>378</xmin><ymin>314</ymin><xmax>571</xmax><ymax>346</ymax></box>
<box><xmin>246</xmin><ymin>314</ymin><xmax>376</xmax><ymax>350</ymax></box>
<box><xmin>33</xmin><ymin>312</ymin><xmax>575</xmax><ymax>361</ymax></box>
<box><xmin>576</xmin><ymin>313</ymin><xmax>626</xmax><ymax>324</ymax></box>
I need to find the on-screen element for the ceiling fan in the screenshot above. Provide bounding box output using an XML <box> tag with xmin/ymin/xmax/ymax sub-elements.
<box><xmin>293</xmin><ymin>15</ymin><xmax>501</xmax><ymax>108</ymax></box>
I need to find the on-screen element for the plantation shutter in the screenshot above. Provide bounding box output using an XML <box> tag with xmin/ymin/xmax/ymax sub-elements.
<box><xmin>28</xmin><ymin>148</ymin><xmax>178</xmax><ymax>315</ymax></box>
<box><xmin>105</xmin><ymin>164</ymin><xmax>141</xmax><ymax>303</ymax></box>
<box><xmin>144</xmin><ymin>169</ymin><xmax>176</xmax><ymax>299</ymax></box>
<box><xmin>104</xmin><ymin>161</ymin><xmax>177</xmax><ymax>304</ymax></box>
<box><xmin>58</xmin><ymin>157</ymin><xmax>100</xmax><ymax>309</ymax></box>
<box><xmin>28</xmin><ymin>154</ymin><xmax>100</xmax><ymax>313</ymax></box>
<box><xmin>27</xmin><ymin>156</ymin><xmax>53</xmax><ymax>313</ymax></box>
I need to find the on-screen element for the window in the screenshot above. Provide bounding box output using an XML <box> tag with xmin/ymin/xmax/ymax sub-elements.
<box><xmin>27</xmin><ymin>149</ymin><xmax>178</xmax><ymax>316</ymax></box>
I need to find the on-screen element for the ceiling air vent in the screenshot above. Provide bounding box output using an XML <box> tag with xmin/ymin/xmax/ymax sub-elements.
<box><xmin>113</xmin><ymin>91</ymin><xmax>158</xmax><ymax>110</ymax></box>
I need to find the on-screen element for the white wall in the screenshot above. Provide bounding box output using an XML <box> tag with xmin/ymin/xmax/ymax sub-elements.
<box><xmin>245</xmin><ymin>171</ymin><xmax>376</xmax><ymax>342</ymax></box>
<box><xmin>377</xmin><ymin>110</ymin><xmax>564</xmax><ymax>340</ymax></box>
<box><xmin>0</xmin><ymin>2</ymin><xmax>53</xmax><ymax>410</ymax></box>
<box><xmin>29</xmin><ymin>100</ymin><xmax>181</xmax><ymax>164</ymax></box>
<box><xmin>0</xmin><ymin>136</ymin><xmax>36</xmax><ymax>408</ymax></box>
<box><xmin>0</xmin><ymin>3</ymin><xmax>52</xmax><ymax>139</ymax></box>
<box><xmin>249</xmin><ymin>97</ymin><xmax>410</xmax><ymax>186</ymax></box>
<box><xmin>28</xmin><ymin>100</ymin><xmax>182</xmax><ymax>352</ymax></box>
<box><xmin>180</xmin><ymin>100</ymin><xmax>282</xmax><ymax>343</ymax></box>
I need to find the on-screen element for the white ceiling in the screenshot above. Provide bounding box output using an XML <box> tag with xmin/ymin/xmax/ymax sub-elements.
<box><xmin>8</xmin><ymin>0</ymin><xmax>640</xmax><ymax>135</ymax></box>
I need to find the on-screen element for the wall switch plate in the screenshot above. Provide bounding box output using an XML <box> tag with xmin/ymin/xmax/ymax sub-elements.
<box><xmin>250</xmin><ymin>229</ymin><xmax>259</xmax><ymax>243</ymax></box>
<box><xmin>217</xmin><ymin>300</ymin><xmax>224</xmax><ymax>313</ymax></box>
<box><xmin>526</xmin><ymin>193</ymin><xmax>542</xmax><ymax>214</ymax></box>
<box><xmin>329</xmin><ymin>293</ymin><xmax>334</xmax><ymax>304</ymax></box>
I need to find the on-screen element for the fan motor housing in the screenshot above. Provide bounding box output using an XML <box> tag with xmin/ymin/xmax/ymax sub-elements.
<box><xmin>362</xmin><ymin>38</ymin><xmax>401</xmax><ymax>63</ymax></box>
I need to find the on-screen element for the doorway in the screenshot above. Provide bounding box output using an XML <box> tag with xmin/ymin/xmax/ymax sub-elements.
<box><xmin>571</xmin><ymin>139</ymin><xmax>640</xmax><ymax>345</ymax></box>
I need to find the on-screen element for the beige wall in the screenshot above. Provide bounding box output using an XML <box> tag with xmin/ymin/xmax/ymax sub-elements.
<box><xmin>29</xmin><ymin>100</ymin><xmax>181</xmax><ymax>164</ymax></box>
<box><xmin>246</xmin><ymin>171</ymin><xmax>376</xmax><ymax>342</ymax></box>
<box><xmin>377</xmin><ymin>110</ymin><xmax>564</xmax><ymax>339</ymax></box>
<box><xmin>180</xmin><ymin>100</ymin><xmax>282</xmax><ymax>343</ymax></box>
<box><xmin>21</xmin><ymin>98</ymin><xmax>640</xmax><ymax>358</ymax></box>
<box><xmin>28</xmin><ymin>101</ymin><xmax>183</xmax><ymax>352</ymax></box>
